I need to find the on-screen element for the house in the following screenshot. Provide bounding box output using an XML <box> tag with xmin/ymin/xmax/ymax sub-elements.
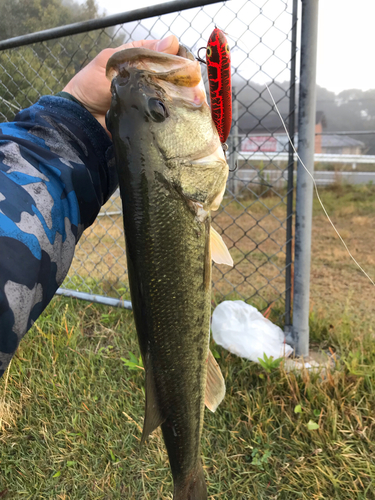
<box><xmin>240</xmin><ymin>112</ymin><xmax>326</xmax><ymax>154</ymax></box>
<box><xmin>321</xmin><ymin>135</ymin><xmax>365</xmax><ymax>155</ymax></box>
<box><xmin>239</xmin><ymin>110</ymin><xmax>367</xmax><ymax>156</ymax></box>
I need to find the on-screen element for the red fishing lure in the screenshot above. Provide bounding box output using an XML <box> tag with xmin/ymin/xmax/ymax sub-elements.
<box><xmin>205</xmin><ymin>28</ymin><xmax>232</xmax><ymax>145</ymax></box>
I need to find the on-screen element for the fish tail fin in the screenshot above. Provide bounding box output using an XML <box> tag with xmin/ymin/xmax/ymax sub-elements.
<box><xmin>173</xmin><ymin>466</ymin><xmax>207</xmax><ymax>500</ymax></box>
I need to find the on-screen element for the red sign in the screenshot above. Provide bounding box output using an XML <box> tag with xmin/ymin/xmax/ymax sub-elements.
<box><xmin>241</xmin><ymin>136</ymin><xmax>277</xmax><ymax>152</ymax></box>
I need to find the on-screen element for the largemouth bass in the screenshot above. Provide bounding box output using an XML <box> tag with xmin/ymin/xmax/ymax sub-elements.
<box><xmin>106</xmin><ymin>45</ymin><xmax>232</xmax><ymax>500</ymax></box>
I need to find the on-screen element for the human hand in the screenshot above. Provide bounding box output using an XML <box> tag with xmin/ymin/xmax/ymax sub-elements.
<box><xmin>63</xmin><ymin>35</ymin><xmax>179</xmax><ymax>135</ymax></box>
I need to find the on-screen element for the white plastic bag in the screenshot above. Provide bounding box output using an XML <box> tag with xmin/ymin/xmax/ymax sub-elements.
<box><xmin>211</xmin><ymin>300</ymin><xmax>293</xmax><ymax>362</ymax></box>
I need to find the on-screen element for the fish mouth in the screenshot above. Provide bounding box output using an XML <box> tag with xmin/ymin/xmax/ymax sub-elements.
<box><xmin>106</xmin><ymin>47</ymin><xmax>207</xmax><ymax>107</ymax></box>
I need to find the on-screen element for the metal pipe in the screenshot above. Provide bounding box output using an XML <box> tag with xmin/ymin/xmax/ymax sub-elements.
<box><xmin>292</xmin><ymin>0</ymin><xmax>319</xmax><ymax>357</ymax></box>
<box><xmin>284</xmin><ymin>0</ymin><xmax>298</xmax><ymax>330</ymax></box>
<box><xmin>56</xmin><ymin>288</ymin><xmax>132</xmax><ymax>309</ymax></box>
<box><xmin>97</xmin><ymin>211</ymin><xmax>122</xmax><ymax>217</ymax></box>
<box><xmin>227</xmin><ymin>87</ymin><xmax>238</xmax><ymax>195</ymax></box>
<box><xmin>0</xmin><ymin>0</ymin><xmax>220</xmax><ymax>51</ymax></box>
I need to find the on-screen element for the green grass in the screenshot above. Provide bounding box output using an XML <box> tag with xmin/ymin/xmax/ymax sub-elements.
<box><xmin>312</xmin><ymin>182</ymin><xmax>375</xmax><ymax>216</ymax></box>
<box><xmin>1</xmin><ymin>295</ymin><xmax>374</xmax><ymax>499</ymax></box>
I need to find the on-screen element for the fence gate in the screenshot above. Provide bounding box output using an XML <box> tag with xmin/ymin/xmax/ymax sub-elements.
<box><xmin>0</xmin><ymin>0</ymin><xmax>298</xmax><ymax>325</ymax></box>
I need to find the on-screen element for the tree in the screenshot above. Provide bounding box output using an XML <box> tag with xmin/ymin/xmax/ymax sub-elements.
<box><xmin>0</xmin><ymin>0</ymin><xmax>105</xmax><ymax>41</ymax></box>
<box><xmin>316</xmin><ymin>86</ymin><xmax>375</xmax><ymax>153</ymax></box>
<box><xmin>0</xmin><ymin>0</ymin><xmax>123</xmax><ymax>121</ymax></box>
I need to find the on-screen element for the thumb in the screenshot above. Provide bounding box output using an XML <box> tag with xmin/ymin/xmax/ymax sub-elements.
<box><xmin>116</xmin><ymin>35</ymin><xmax>179</xmax><ymax>55</ymax></box>
<box><xmin>154</xmin><ymin>35</ymin><xmax>179</xmax><ymax>54</ymax></box>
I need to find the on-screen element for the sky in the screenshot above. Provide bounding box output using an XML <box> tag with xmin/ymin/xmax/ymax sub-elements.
<box><xmin>317</xmin><ymin>1</ymin><xmax>375</xmax><ymax>94</ymax></box>
<box><xmin>87</xmin><ymin>0</ymin><xmax>375</xmax><ymax>95</ymax></box>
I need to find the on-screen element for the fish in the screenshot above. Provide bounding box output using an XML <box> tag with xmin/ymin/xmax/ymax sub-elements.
<box><xmin>106</xmin><ymin>44</ymin><xmax>233</xmax><ymax>500</ymax></box>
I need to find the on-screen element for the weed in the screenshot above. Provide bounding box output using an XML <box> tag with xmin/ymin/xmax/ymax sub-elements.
<box><xmin>121</xmin><ymin>352</ymin><xmax>144</xmax><ymax>371</ymax></box>
<box><xmin>257</xmin><ymin>353</ymin><xmax>283</xmax><ymax>373</ymax></box>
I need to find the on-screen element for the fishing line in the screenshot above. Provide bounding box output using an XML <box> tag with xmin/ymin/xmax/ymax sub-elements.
<box><xmin>266</xmin><ymin>83</ymin><xmax>375</xmax><ymax>288</ymax></box>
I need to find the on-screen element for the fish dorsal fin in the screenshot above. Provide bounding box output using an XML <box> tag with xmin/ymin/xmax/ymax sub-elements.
<box><xmin>211</xmin><ymin>227</ymin><xmax>233</xmax><ymax>267</ymax></box>
<box><xmin>205</xmin><ymin>349</ymin><xmax>226</xmax><ymax>412</ymax></box>
<box><xmin>141</xmin><ymin>353</ymin><xmax>165</xmax><ymax>445</ymax></box>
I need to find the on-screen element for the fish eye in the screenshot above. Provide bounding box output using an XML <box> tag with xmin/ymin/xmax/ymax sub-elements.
<box><xmin>148</xmin><ymin>98</ymin><xmax>168</xmax><ymax>122</ymax></box>
<box><xmin>206</xmin><ymin>46</ymin><xmax>212</xmax><ymax>58</ymax></box>
<box><xmin>225</xmin><ymin>43</ymin><xmax>230</xmax><ymax>53</ymax></box>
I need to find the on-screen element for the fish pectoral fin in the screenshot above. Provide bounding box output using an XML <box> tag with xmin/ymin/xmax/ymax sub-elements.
<box><xmin>205</xmin><ymin>349</ymin><xmax>226</xmax><ymax>412</ymax></box>
<box><xmin>141</xmin><ymin>354</ymin><xmax>165</xmax><ymax>445</ymax></box>
<box><xmin>211</xmin><ymin>227</ymin><xmax>233</xmax><ymax>267</ymax></box>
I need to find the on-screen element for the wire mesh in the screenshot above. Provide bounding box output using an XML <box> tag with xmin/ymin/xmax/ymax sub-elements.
<box><xmin>0</xmin><ymin>0</ymin><xmax>297</xmax><ymax>319</ymax></box>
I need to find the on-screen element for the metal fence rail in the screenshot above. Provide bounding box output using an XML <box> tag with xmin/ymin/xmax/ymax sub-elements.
<box><xmin>0</xmin><ymin>0</ymin><xmax>298</xmax><ymax>321</ymax></box>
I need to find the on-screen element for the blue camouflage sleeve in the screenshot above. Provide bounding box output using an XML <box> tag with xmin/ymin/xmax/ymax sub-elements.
<box><xmin>0</xmin><ymin>95</ymin><xmax>117</xmax><ymax>378</ymax></box>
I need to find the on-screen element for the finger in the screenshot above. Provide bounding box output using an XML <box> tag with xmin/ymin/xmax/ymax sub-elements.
<box><xmin>143</xmin><ymin>35</ymin><xmax>179</xmax><ymax>55</ymax></box>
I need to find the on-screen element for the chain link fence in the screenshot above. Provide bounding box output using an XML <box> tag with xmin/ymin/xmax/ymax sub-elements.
<box><xmin>0</xmin><ymin>0</ymin><xmax>297</xmax><ymax>321</ymax></box>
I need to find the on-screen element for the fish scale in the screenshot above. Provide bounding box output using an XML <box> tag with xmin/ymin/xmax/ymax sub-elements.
<box><xmin>131</xmin><ymin>178</ymin><xmax>210</xmax><ymax>488</ymax></box>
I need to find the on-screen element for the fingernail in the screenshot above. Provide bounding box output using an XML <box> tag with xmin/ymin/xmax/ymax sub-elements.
<box><xmin>155</xmin><ymin>35</ymin><xmax>174</xmax><ymax>52</ymax></box>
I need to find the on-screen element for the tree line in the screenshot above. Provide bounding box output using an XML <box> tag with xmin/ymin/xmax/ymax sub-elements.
<box><xmin>0</xmin><ymin>0</ymin><xmax>123</xmax><ymax>121</ymax></box>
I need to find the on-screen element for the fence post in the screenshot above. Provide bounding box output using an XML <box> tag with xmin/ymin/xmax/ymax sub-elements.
<box><xmin>227</xmin><ymin>87</ymin><xmax>238</xmax><ymax>195</ymax></box>
<box><xmin>284</xmin><ymin>0</ymin><xmax>298</xmax><ymax>334</ymax></box>
<box><xmin>292</xmin><ymin>0</ymin><xmax>319</xmax><ymax>357</ymax></box>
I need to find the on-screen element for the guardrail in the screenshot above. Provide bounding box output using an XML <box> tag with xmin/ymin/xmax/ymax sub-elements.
<box><xmin>240</xmin><ymin>152</ymin><xmax>375</xmax><ymax>168</ymax></box>
<box><xmin>236</xmin><ymin>169</ymin><xmax>375</xmax><ymax>188</ymax></box>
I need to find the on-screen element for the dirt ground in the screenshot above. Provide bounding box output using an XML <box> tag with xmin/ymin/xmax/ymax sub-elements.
<box><xmin>310</xmin><ymin>209</ymin><xmax>375</xmax><ymax>324</ymax></box>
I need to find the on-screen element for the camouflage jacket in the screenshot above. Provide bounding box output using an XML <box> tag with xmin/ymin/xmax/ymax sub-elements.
<box><xmin>0</xmin><ymin>96</ymin><xmax>116</xmax><ymax>378</ymax></box>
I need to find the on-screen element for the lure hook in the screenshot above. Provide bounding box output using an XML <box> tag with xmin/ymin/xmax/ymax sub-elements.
<box><xmin>221</xmin><ymin>143</ymin><xmax>237</xmax><ymax>172</ymax></box>
<box><xmin>196</xmin><ymin>46</ymin><xmax>207</xmax><ymax>64</ymax></box>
